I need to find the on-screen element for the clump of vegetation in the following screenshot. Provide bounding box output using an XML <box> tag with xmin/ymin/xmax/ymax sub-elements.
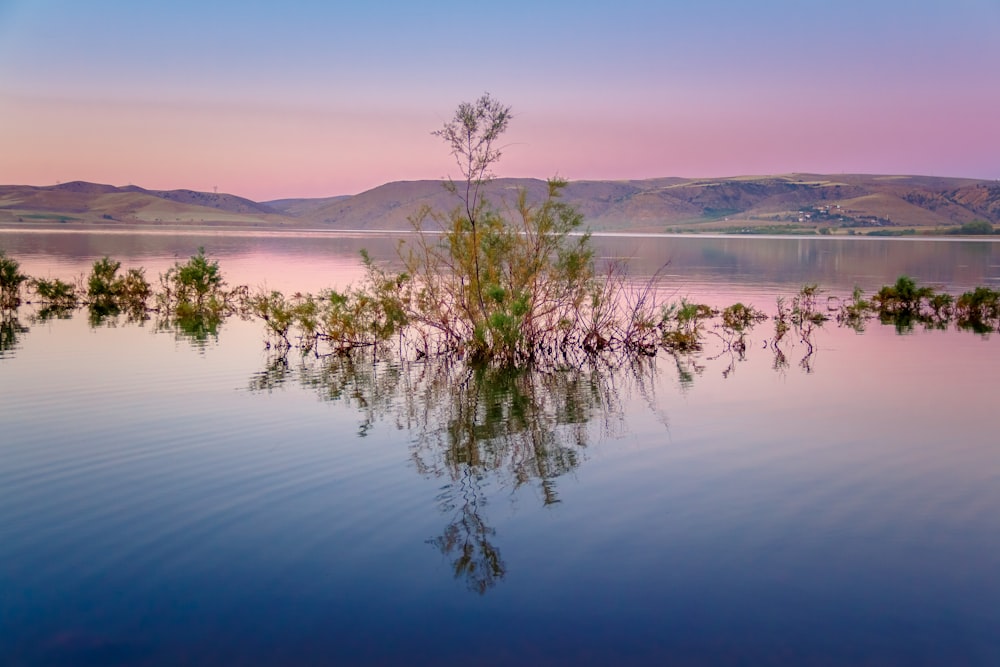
<box><xmin>659</xmin><ymin>299</ymin><xmax>714</xmax><ymax>351</ymax></box>
<box><xmin>250</xmin><ymin>290</ymin><xmax>313</xmax><ymax>350</ymax></box>
<box><xmin>947</xmin><ymin>220</ymin><xmax>995</xmax><ymax>235</ymax></box>
<box><xmin>866</xmin><ymin>228</ymin><xmax>917</xmax><ymax>237</ymax></box>
<box><xmin>154</xmin><ymin>248</ymin><xmax>248</xmax><ymax>342</ymax></box>
<box><xmin>721</xmin><ymin>302</ymin><xmax>767</xmax><ymax>333</ymax></box>
<box><xmin>718</xmin><ymin>302</ymin><xmax>766</xmax><ymax>354</ymax></box>
<box><xmin>773</xmin><ymin>296</ymin><xmax>791</xmax><ymax>344</ymax></box>
<box><xmin>1</xmin><ymin>250</ymin><xmax>29</xmax><ymax>308</ymax></box>
<box><xmin>782</xmin><ymin>284</ymin><xmax>828</xmax><ymax>365</ymax></box>
<box><xmin>790</xmin><ymin>284</ymin><xmax>828</xmax><ymax>326</ymax></box>
<box><xmin>867</xmin><ymin>275</ymin><xmax>971</xmax><ymax>333</ymax></box>
<box><xmin>31</xmin><ymin>277</ymin><xmax>79</xmax><ymax>308</ymax></box>
<box><xmin>158</xmin><ymin>247</ymin><xmax>226</xmax><ymax>315</ymax></box>
<box><xmin>873</xmin><ymin>275</ymin><xmax>934</xmax><ymax>316</ymax></box>
<box><xmin>87</xmin><ymin>256</ymin><xmax>122</xmax><ymax>307</ymax></box>
<box><xmin>836</xmin><ymin>286</ymin><xmax>874</xmax><ymax>332</ymax></box>
<box><xmin>926</xmin><ymin>292</ymin><xmax>954</xmax><ymax>328</ymax></box>
<box><xmin>401</xmin><ymin>95</ymin><xmax>594</xmax><ymax>365</ymax></box>
<box><xmin>85</xmin><ymin>256</ymin><xmax>152</xmax><ymax>321</ymax></box>
<box><xmin>312</xmin><ymin>252</ymin><xmax>408</xmax><ymax>353</ymax></box>
<box><xmin>954</xmin><ymin>286</ymin><xmax>1000</xmax><ymax>334</ymax></box>
<box><xmin>397</xmin><ymin>94</ymin><xmax>706</xmax><ymax>365</ymax></box>
<box><xmin>249</xmin><ymin>251</ymin><xmax>407</xmax><ymax>354</ymax></box>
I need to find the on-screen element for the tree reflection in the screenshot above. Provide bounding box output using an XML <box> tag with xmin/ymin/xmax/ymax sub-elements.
<box><xmin>250</xmin><ymin>350</ymin><xmax>645</xmax><ymax>592</ymax></box>
<box><xmin>31</xmin><ymin>305</ymin><xmax>74</xmax><ymax>323</ymax></box>
<box><xmin>150</xmin><ymin>311</ymin><xmax>221</xmax><ymax>348</ymax></box>
<box><xmin>429</xmin><ymin>468</ymin><xmax>506</xmax><ymax>595</ymax></box>
<box><xmin>1</xmin><ymin>308</ymin><xmax>28</xmax><ymax>357</ymax></box>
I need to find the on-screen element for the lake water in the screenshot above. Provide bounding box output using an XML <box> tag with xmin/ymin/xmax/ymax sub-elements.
<box><xmin>2</xmin><ymin>227</ymin><xmax>999</xmax><ymax>666</ymax></box>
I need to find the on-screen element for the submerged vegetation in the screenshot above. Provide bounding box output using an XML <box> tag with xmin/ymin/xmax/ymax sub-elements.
<box><xmin>2</xmin><ymin>238</ymin><xmax>996</xmax><ymax>363</ymax></box>
<box><xmin>0</xmin><ymin>250</ymin><xmax>29</xmax><ymax>309</ymax></box>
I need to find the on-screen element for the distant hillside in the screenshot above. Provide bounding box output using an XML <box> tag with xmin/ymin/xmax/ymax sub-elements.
<box><xmin>0</xmin><ymin>181</ymin><xmax>284</xmax><ymax>225</ymax></box>
<box><xmin>249</xmin><ymin>174</ymin><xmax>1000</xmax><ymax>232</ymax></box>
<box><xmin>2</xmin><ymin>174</ymin><xmax>998</xmax><ymax>232</ymax></box>
<box><xmin>263</xmin><ymin>195</ymin><xmax>351</xmax><ymax>216</ymax></box>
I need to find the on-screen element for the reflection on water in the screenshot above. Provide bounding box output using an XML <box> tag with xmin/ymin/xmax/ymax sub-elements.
<box><xmin>251</xmin><ymin>351</ymin><xmax>662</xmax><ymax>593</ymax></box>
<box><xmin>3</xmin><ymin>226</ymin><xmax>999</xmax><ymax>299</ymax></box>
<box><xmin>3</xmin><ymin>231</ymin><xmax>1000</xmax><ymax>665</ymax></box>
<box><xmin>0</xmin><ymin>308</ymin><xmax>28</xmax><ymax>356</ymax></box>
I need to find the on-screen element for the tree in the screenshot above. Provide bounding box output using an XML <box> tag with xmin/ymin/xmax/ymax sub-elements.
<box><xmin>404</xmin><ymin>94</ymin><xmax>593</xmax><ymax>365</ymax></box>
<box><xmin>432</xmin><ymin>93</ymin><xmax>513</xmax><ymax>318</ymax></box>
<box><xmin>960</xmin><ymin>220</ymin><xmax>995</xmax><ymax>235</ymax></box>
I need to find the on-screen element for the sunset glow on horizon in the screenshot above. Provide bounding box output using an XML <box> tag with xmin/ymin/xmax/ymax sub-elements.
<box><xmin>2</xmin><ymin>0</ymin><xmax>998</xmax><ymax>200</ymax></box>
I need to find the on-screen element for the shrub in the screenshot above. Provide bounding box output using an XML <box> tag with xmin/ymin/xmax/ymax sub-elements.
<box><xmin>250</xmin><ymin>290</ymin><xmax>306</xmax><ymax>349</ymax></box>
<box><xmin>954</xmin><ymin>286</ymin><xmax>1000</xmax><ymax>333</ymax></box>
<box><xmin>87</xmin><ymin>256</ymin><xmax>122</xmax><ymax>306</ymax></box>
<box><xmin>873</xmin><ymin>275</ymin><xmax>935</xmax><ymax>316</ymax></box>
<box><xmin>791</xmin><ymin>284</ymin><xmax>828</xmax><ymax>326</ymax></box>
<box><xmin>660</xmin><ymin>299</ymin><xmax>714</xmax><ymax>351</ymax></box>
<box><xmin>837</xmin><ymin>286</ymin><xmax>873</xmax><ymax>331</ymax></box>
<box><xmin>0</xmin><ymin>250</ymin><xmax>29</xmax><ymax>308</ymax></box>
<box><xmin>31</xmin><ymin>277</ymin><xmax>78</xmax><ymax>307</ymax></box>
<box><xmin>401</xmin><ymin>95</ymin><xmax>594</xmax><ymax>365</ymax></box>
<box><xmin>317</xmin><ymin>272</ymin><xmax>408</xmax><ymax>352</ymax></box>
<box><xmin>86</xmin><ymin>256</ymin><xmax>151</xmax><ymax>317</ymax></box>
<box><xmin>161</xmin><ymin>247</ymin><xmax>224</xmax><ymax>312</ymax></box>
<box><xmin>721</xmin><ymin>302</ymin><xmax>767</xmax><ymax>333</ymax></box>
<box><xmin>955</xmin><ymin>220</ymin><xmax>995</xmax><ymax>235</ymax></box>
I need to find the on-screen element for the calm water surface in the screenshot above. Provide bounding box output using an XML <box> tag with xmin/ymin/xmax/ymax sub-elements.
<box><xmin>1</xmin><ymin>228</ymin><xmax>999</xmax><ymax>666</ymax></box>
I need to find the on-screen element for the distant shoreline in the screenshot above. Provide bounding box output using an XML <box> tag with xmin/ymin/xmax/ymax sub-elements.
<box><xmin>2</xmin><ymin>221</ymin><xmax>998</xmax><ymax>242</ymax></box>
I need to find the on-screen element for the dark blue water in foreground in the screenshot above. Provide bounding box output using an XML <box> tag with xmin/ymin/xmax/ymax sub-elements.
<box><xmin>1</xmin><ymin>230</ymin><xmax>999</xmax><ymax>665</ymax></box>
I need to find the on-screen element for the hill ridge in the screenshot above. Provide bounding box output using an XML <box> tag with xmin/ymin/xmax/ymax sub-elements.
<box><xmin>1</xmin><ymin>174</ymin><xmax>997</xmax><ymax>232</ymax></box>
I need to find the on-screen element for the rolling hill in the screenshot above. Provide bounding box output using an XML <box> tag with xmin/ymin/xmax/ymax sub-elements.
<box><xmin>2</xmin><ymin>174</ymin><xmax>998</xmax><ymax>233</ymax></box>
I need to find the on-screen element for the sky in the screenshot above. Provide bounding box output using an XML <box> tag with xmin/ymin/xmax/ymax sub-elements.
<box><xmin>1</xmin><ymin>0</ymin><xmax>998</xmax><ymax>200</ymax></box>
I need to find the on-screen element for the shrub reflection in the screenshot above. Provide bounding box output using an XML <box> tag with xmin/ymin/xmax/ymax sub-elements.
<box><xmin>250</xmin><ymin>351</ymin><xmax>659</xmax><ymax>592</ymax></box>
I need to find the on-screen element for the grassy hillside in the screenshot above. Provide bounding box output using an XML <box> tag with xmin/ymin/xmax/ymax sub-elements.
<box><xmin>2</xmin><ymin>175</ymin><xmax>998</xmax><ymax>234</ymax></box>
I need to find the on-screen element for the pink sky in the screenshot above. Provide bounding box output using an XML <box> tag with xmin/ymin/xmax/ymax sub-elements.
<box><xmin>2</xmin><ymin>1</ymin><xmax>998</xmax><ymax>200</ymax></box>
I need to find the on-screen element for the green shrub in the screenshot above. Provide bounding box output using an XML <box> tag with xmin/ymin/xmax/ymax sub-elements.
<box><xmin>721</xmin><ymin>302</ymin><xmax>766</xmax><ymax>333</ymax></box>
<box><xmin>87</xmin><ymin>256</ymin><xmax>121</xmax><ymax>305</ymax></box>
<box><xmin>31</xmin><ymin>277</ymin><xmax>78</xmax><ymax>307</ymax></box>
<box><xmin>402</xmin><ymin>95</ymin><xmax>593</xmax><ymax>365</ymax></box>
<box><xmin>660</xmin><ymin>299</ymin><xmax>714</xmax><ymax>351</ymax></box>
<box><xmin>161</xmin><ymin>247</ymin><xmax>224</xmax><ymax>311</ymax></box>
<box><xmin>955</xmin><ymin>286</ymin><xmax>1000</xmax><ymax>333</ymax></box>
<box><xmin>837</xmin><ymin>286</ymin><xmax>873</xmax><ymax>331</ymax></box>
<box><xmin>86</xmin><ymin>256</ymin><xmax>151</xmax><ymax>317</ymax></box>
<box><xmin>873</xmin><ymin>275</ymin><xmax>935</xmax><ymax>315</ymax></box>
<box><xmin>0</xmin><ymin>250</ymin><xmax>29</xmax><ymax>308</ymax></box>
<box><xmin>952</xmin><ymin>220</ymin><xmax>995</xmax><ymax>235</ymax></box>
<box><xmin>791</xmin><ymin>284</ymin><xmax>828</xmax><ymax>325</ymax></box>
